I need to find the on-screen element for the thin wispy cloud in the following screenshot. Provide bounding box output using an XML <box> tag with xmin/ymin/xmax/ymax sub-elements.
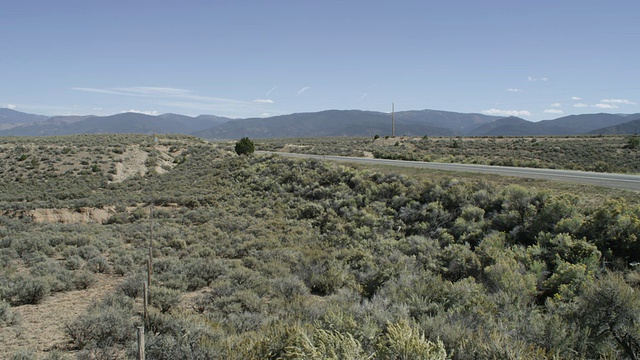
<box><xmin>528</xmin><ymin>76</ymin><xmax>548</xmax><ymax>82</ymax></box>
<box><xmin>544</xmin><ymin>109</ymin><xmax>564</xmax><ymax>114</ymax></box>
<box><xmin>116</xmin><ymin>87</ymin><xmax>192</xmax><ymax>96</ymax></box>
<box><xmin>73</xmin><ymin>86</ymin><xmax>240</xmax><ymax>104</ymax></box>
<box><xmin>506</xmin><ymin>88</ymin><xmax>521</xmax><ymax>92</ymax></box>
<box><xmin>73</xmin><ymin>86</ymin><xmax>282</xmax><ymax>118</ymax></box>
<box><xmin>550</xmin><ymin>103</ymin><xmax>561</xmax><ymax>108</ymax></box>
<box><xmin>601</xmin><ymin>99</ymin><xmax>636</xmax><ymax>105</ymax></box>
<box><xmin>574</xmin><ymin>103</ymin><xmax>588</xmax><ymax>108</ymax></box>
<box><xmin>594</xmin><ymin>103</ymin><xmax>617</xmax><ymax>109</ymax></box>
<box><xmin>482</xmin><ymin>109</ymin><xmax>532</xmax><ymax>117</ymax></box>
<box><xmin>571</xmin><ymin>96</ymin><xmax>582</xmax><ymax>101</ymax></box>
<box><xmin>266</xmin><ymin>86</ymin><xmax>277</xmax><ymax>96</ymax></box>
<box><xmin>297</xmin><ymin>87</ymin><xmax>310</xmax><ymax>95</ymax></box>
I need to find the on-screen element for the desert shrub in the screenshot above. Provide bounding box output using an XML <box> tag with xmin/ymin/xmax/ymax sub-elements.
<box><xmin>65</xmin><ymin>294</ymin><xmax>134</xmax><ymax>350</ymax></box>
<box><xmin>109</xmin><ymin>249</ymin><xmax>135</xmax><ymax>276</ymax></box>
<box><xmin>376</xmin><ymin>320</ymin><xmax>448</xmax><ymax>360</ymax></box>
<box><xmin>284</xmin><ymin>328</ymin><xmax>370</xmax><ymax>360</ymax></box>
<box><xmin>119</xmin><ymin>273</ymin><xmax>147</xmax><ymax>298</ymax></box>
<box><xmin>298</xmin><ymin>254</ymin><xmax>358</xmax><ymax>296</ymax></box>
<box><xmin>10</xmin><ymin>350</ymin><xmax>37</xmax><ymax>360</ymax></box>
<box><xmin>86</xmin><ymin>255</ymin><xmax>110</xmax><ymax>273</ymax></box>
<box><xmin>575</xmin><ymin>272</ymin><xmax>640</xmax><ymax>358</ymax></box>
<box><xmin>0</xmin><ymin>300</ymin><xmax>20</xmax><ymax>326</ymax></box>
<box><xmin>11</xmin><ymin>276</ymin><xmax>50</xmax><ymax>305</ymax></box>
<box><xmin>626</xmin><ymin>135</ymin><xmax>640</xmax><ymax>149</ymax></box>
<box><xmin>41</xmin><ymin>350</ymin><xmax>66</xmax><ymax>360</ymax></box>
<box><xmin>138</xmin><ymin>312</ymin><xmax>224</xmax><ymax>359</ymax></box>
<box><xmin>73</xmin><ymin>270</ymin><xmax>96</xmax><ymax>290</ymax></box>
<box><xmin>150</xmin><ymin>285</ymin><xmax>181</xmax><ymax>313</ymax></box>
<box><xmin>76</xmin><ymin>244</ymin><xmax>101</xmax><ymax>260</ymax></box>
<box><xmin>272</xmin><ymin>275</ymin><xmax>310</xmax><ymax>301</ymax></box>
<box><xmin>65</xmin><ymin>255</ymin><xmax>84</xmax><ymax>270</ymax></box>
<box><xmin>440</xmin><ymin>243</ymin><xmax>482</xmax><ymax>281</ymax></box>
<box><xmin>11</xmin><ymin>234</ymin><xmax>54</xmax><ymax>258</ymax></box>
<box><xmin>184</xmin><ymin>258</ymin><xmax>227</xmax><ymax>290</ymax></box>
<box><xmin>77</xmin><ymin>347</ymin><xmax>124</xmax><ymax>360</ymax></box>
<box><xmin>583</xmin><ymin>200</ymin><xmax>640</xmax><ymax>264</ymax></box>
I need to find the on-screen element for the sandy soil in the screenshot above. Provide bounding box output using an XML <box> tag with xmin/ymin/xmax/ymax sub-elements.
<box><xmin>28</xmin><ymin>207</ymin><xmax>114</xmax><ymax>224</ymax></box>
<box><xmin>112</xmin><ymin>147</ymin><xmax>149</xmax><ymax>183</ymax></box>
<box><xmin>0</xmin><ymin>274</ymin><xmax>123</xmax><ymax>358</ymax></box>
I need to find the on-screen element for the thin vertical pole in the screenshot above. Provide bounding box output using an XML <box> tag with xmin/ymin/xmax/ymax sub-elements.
<box><xmin>147</xmin><ymin>258</ymin><xmax>152</xmax><ymax>304</ymax></box>
<box><xmin>148</xmin><ymin>200</ymin><xmax>153</xmax><ymax>302</ymax></box>
<box><xmin>143</xmin><ymin>281</ymin><xmax>148</xmax><ymax>323</ymax></box>
<box><xmin>392</xmin><ymin>102</ymin><xmax>395</xmax><ymax>137</ymax></box>
<box><xmin>137</xmin><ymin>326</ymin><xmax>145</xmax><ymax>360</ymax></box>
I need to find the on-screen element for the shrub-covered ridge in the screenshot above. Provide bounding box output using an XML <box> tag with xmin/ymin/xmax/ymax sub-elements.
<box><xmin>1</xmin><ymin>135</ymin><xmax>640</xmax><ymax>358</ymax></box>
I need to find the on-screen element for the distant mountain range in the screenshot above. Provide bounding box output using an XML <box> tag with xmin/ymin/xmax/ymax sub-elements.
<box><xmin>0</xmin><ymin>107</ymin><xmax>639</xmax><ymax>139</ymax></box>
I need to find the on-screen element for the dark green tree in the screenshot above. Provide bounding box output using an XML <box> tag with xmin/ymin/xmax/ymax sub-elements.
<box><xmin>235</xmin><ymin>137</ymin><xmax>255</xmax><ymax>156</ymax></box>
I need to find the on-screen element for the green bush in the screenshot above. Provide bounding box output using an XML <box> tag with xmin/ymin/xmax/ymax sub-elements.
<box><xmin>235</xmin><ymin>137</ymin><xmax>255</xmax><ymax>156</ymax></box>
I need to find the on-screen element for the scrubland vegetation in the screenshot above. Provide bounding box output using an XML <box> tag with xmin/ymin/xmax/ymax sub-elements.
<box><xmin>257</xmin><ymin>135</ymin><xmax>640</xmax><ymax>173</ymax></box>
<box><xmin>1</xmin><ymin>134</ymin><xmax>640</xmax><ymax>359</ymax></box>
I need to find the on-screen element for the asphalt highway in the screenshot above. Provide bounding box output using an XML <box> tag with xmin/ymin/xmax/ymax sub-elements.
<box><xmin>257</xmin><ymin>151</ymin><xmax>640</xmax><ymax>191</ymax></box>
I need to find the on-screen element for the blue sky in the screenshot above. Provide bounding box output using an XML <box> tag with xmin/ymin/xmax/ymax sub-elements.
<box><xmin>1</xmin><ymin>0</ymin><xmax>639</xmax><ymax>120</ymax></box>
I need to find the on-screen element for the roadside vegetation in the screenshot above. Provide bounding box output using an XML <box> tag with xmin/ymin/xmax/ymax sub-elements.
<box><xmin>257</xmin><ymin>135</ymin><xmax>640</xmax><ymax>173</ymax></box>
<box><xmin>1</xmin><ymin>134</ymin><xmax>640</xmax><ymax>358</ymax></box>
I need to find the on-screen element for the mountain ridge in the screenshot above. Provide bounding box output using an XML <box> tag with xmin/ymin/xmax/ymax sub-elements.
<box><xmin>1</xmin><ymin>108</ymin><xmax>639</xmax><ymax>138</ymax></box>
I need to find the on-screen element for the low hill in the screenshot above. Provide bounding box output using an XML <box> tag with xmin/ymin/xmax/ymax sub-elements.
<box><xmin>467</xmin><ymin>113</ymin><xmax>639</xmax><ymax>136</ymax></box>
<box><xmin>393</xmin><ymin>109</ymin><xmax>498</xmax><ymax>133</ymax></box>
<box><xmin>466</xmin><ymin>116</ymin><xmax>566</xmax><ymax>136</ymax></box>
<box><xmin>0</xmin><ymin>108</ymin><xmax>48</xmax><ymax>129</ymax></box>
<box><xmin>538</xmin><ymin>113</ymin><xmax>639</xmax><ymax>134</ymax></box>
<box><xmin>588</xmin><ymin>118</ymin><xmax>640</xmax><ymax>135</ymax></box>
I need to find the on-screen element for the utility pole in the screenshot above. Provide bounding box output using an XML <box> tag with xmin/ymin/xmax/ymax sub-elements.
<box><xmin>392</xmin><ymin>102</ymin><xmax>395</xmax><ymax>137</ymax></box>
<box><xmin>147</xmin><ymin>199</ymin><xmax>153</xmax><ymax>303</ymax></box>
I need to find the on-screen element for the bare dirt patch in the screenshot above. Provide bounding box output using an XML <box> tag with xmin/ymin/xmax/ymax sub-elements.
<box><xmin>28</xmin><ymin>207</ymin><xmax>115</xmax><ymax>224</ymax></box>
<box><xmin>112</xmin><ymin>147</ymin><xmax>149</xmax><ymax>183</ymax></box>
<box><xmin>0</xmin><ymin>274</ymin><xmax>123</xmax><ymax>358</ymax></box>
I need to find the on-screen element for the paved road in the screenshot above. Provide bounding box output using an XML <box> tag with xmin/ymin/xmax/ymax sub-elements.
<box><xmin>257</xmin><ymin>151</ymin><xmax>640</xmax><ymax>191</ymax></box>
